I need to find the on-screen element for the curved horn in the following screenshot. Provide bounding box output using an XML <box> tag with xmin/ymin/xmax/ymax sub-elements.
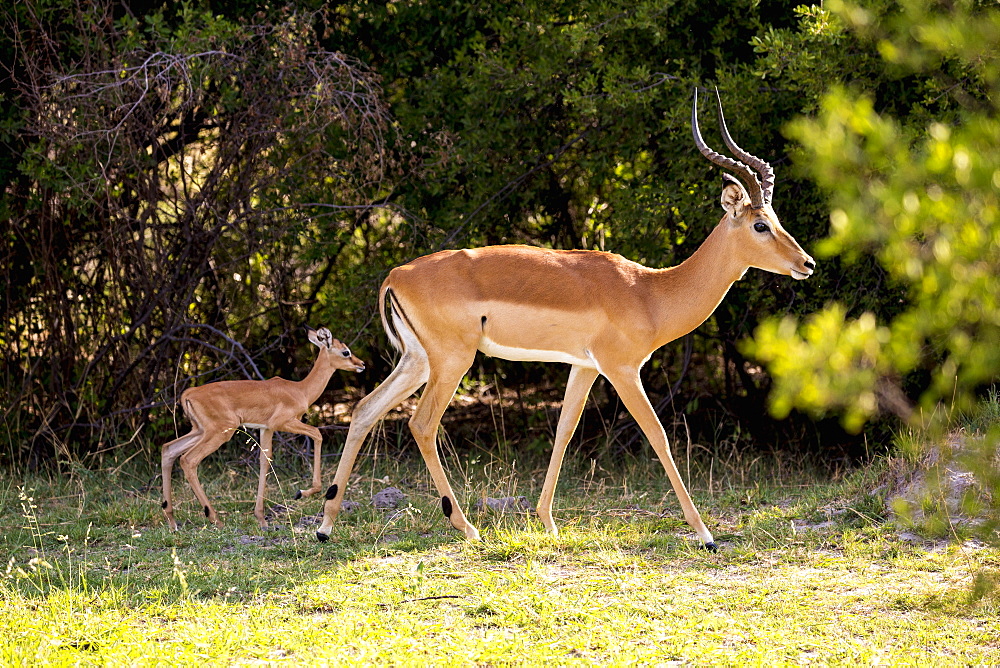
<box><xmin>691</xmin><ymin>87</ymin><xmax>766</xmax><ymax>209</ymax></box>
<box><xmin>714</xmin><ymin>87</ymin><xmax>775</xmax><ymax>206</ymax></box>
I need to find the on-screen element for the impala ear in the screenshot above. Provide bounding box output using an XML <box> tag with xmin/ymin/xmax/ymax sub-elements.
<box><xmin>316</xmin><ymin>327</ymin><xmax>334</xmax><ymax>348</ymax></box>
<box><xmin>307</xmin><ymin>327</ymin><xmax>322</xmax><ymax>347</ymax></box>
<box><xmin>720</xmin><ymin>174</ymin><xmax>750</xmax><ymax>217</ymax></box>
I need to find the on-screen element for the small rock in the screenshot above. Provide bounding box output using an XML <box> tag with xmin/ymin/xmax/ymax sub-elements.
<box><xmin>473</xmin><ymin>496</ymin><xmax>531</xmax><ymax>513</ymax></box>
<box><xmin>372</xmin><ymin>487</ymin><xmax>407</xmax><ymax>509</ymax></box>
<box><xmin>341</xmin><ymin>500</ymin><xmax>361</xmax><ymax>513</ymax></box>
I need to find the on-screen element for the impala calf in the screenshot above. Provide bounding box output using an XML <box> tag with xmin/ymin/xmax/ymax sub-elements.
<box><xmin>316</xmin><ymin>88</ymin><xmax>814</xmax><ymax>550</ymax></box>
<box><xmin>161</xmin><ymin>327</ymin><xmax>365</xmax><ymax>530</ymax></box>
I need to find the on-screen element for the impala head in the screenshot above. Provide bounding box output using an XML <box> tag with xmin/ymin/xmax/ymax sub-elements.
<box><xmin>307</xmin><ymin>326</ymin><xmax>366</xmax><ymax>373</ymax></box>
<box><xmin>693</xmin><ymin>87</ymin><xmax>815</xmax><ymax>281</ymax></box>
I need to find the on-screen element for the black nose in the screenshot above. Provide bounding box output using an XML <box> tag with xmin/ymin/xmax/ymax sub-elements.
<box><xmin>804</xmin><ymin>260</ymin><xmax>815</xmax><ymax>270</ymax></box>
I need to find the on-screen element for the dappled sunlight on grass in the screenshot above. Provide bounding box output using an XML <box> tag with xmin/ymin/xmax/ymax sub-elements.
<box><xmin>1</xmin><ymin>454</ymin><xmax>998</xmax><ymax>663</ymax></box>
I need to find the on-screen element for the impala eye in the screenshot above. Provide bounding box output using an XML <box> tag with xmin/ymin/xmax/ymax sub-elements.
<box><xmin>341</xmin><ymin>350</ymin><xmax>351</xmax><ymax>357</ymax></box>
<box><xmin>753</xmin><ymin>221</ymin><xmax>769</xmax><ymax>234</ymax></box>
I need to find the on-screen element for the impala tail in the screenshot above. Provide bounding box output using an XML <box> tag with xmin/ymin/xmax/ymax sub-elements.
<box><xmin>381</xmin><ymin>284</ymin><xmax>421</xmax><ymax>355</ymax></box>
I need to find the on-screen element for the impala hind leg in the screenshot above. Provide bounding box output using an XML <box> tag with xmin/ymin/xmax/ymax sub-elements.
<box><xmin>177</xmin><ymin>428</ymin><xmax>234</xmax><ymax>527</ymax></box>
<box><xmin>604</xmin><ymin>368</ymin><xmax>717</xmax><ymax>551</ymax></box>
<box><xmin>161</xmin><ymin>429</ymin><xmax>201</xmax><ymax>531</ymax></box>
<box><xmin>537</xmin><ymin>365</ymin><xmax>599</xmax><ymax>535</ymax></box>
<box><xmin>316</xmin><ymin>352</ymin><xmax>429</xmax><ymax>541</ymax></box>
<box><xmin>407</xmin><ymin>354</ymin><xmax>480</xmax><ymax>540</ymax></box>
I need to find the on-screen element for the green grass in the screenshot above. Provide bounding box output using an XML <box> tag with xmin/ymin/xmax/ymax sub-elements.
<box><xmin>961</xmin><ymin>386</ymin><xmax>1000</xmax><ymax>435</ymax></box>
<box><xmin>1</xmin><ymin>449</ymin><xmax>998</xmax><ymax>666</ymax></box>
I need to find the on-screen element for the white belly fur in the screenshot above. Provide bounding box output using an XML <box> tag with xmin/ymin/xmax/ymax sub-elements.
<box><xmin>477</xmin><ymin>336</ymin><xmax>598</xmax><ymax>369</ymax></box>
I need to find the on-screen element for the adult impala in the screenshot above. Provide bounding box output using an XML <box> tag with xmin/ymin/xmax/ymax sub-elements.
<box><xmin>161</xmin><ymin>327</ymin><xmax>365</xmax><ymax>530</ymax></box>
<box><xmin>316</xmin><ymin>89</ymin><xmax>814</xmax><ymax>550</ymax></box>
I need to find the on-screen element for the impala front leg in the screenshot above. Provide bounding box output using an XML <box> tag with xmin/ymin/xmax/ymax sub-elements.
<box><xmin>275</xmin><ymin>421</ymin><xmax>323</xmax><ymax>501</ymax></box>
<box><xmin>254</xmin><ymin>429</ymin><xmax>275</xmax><ymax>528</ymax></box>
<box><xmin>604</xmin><ymin>367</ymin><xmax>717</xmax><ymax>551</ymax></box>
<box><xmin>537</xmin><ymin>365</ymin><xmax>599</xmax><ymax>535</ymax></box>
<box><xmin>307</xmin><ymin>431</ymin><xmax>322</xmax><ymax>500</ymax></box>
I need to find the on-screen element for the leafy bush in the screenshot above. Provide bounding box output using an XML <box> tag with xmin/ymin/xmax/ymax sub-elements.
<box><xmin>748</xmin><ymin>0</ymin><xmax>1000</xmax><ymax>428</ymax></box>
<box><xmin>746</xmin><ymin>0</ymin><xmax>1000</xmax><ymax>540</ymax></box>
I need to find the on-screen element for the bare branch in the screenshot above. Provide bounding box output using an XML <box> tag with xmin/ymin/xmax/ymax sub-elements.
<box><xmin>2</xmin><ymin>2</ymin><xmax>401</xmax><ymax>463</ymax></box>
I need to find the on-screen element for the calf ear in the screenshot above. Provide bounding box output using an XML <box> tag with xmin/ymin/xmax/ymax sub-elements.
<box><xmin>307</xmin><ymin>328</ymin><xmax>321</xmax><ymax>346</ymax></box>
<box><xmin>316</xmin><ymin>328</ymin><xmax>334</xmax><ymax>348</ymax></box>
<box><xmin>720</xmin><ymin>174</ymin><xmax>750</xmax><ymax>217</ymax></box>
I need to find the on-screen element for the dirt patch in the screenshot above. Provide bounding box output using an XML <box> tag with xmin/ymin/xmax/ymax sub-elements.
<box><xmin>878</xmin><ymin>434</ymin><xmax>989</xmax><ymax>529</ymax></box>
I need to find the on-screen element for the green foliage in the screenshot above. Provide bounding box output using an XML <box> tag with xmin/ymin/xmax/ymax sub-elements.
<box><xmin>746</xmin><ymin>0</ymin><xmax>1000</xmax><ymax>428</ymax></box>
<box><xmin>2</xmin><ymin>0</ymin><xmax>860</xmax><ymax>466</ymax></box>
<box><xmin>319</xmin><ymin>0</ymin><xmax>857</xmax><ymax>454</ymax></box>
<box><xmin>0</xmin><ymin>1</ymin><xmax>394</xmax><ymax>465</ymax></box>
<box><xmin>13</xmin><ymin>0</ymin><xmax>991</xmax><ymax>467</ymax></box>
<box><xmin>744</xmin><ymin>1</ymin><xmax>1000</xmax><ymax>550</ymax></box>
<box><xmin>752</xmin><ymin>306</ymin><xmax>889</xmax><ymax>431</ymax></box>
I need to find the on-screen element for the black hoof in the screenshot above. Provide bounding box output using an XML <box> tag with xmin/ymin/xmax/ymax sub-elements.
<box><xmin>316</xmin><ymin>531</ymin><xmax>329</xmax><ymax>543</ymax></box>
<box><xmin>703</xmin><ymin>541</ymin><xmax>718</xmax><ymax>552</ymax></box>
<box><xmin>294</xmin><ymin>490</ymin><xmax>303</xmax><ymax>500</ymax></box>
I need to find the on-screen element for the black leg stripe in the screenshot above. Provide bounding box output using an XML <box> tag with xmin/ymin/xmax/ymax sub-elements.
<box><xmin>161</xmin><ymin>500</ymin><xmax>168</xmax><ymax>509</ymax></box>
<box><xmin>442</xmin><ymin>496</ymin><xmax>453</xmax><ymax>517</ymax></box>
<box><xmin>204</xmin><ymin>506</ymin><xmax>210</xmax><ymax>517</ymax></box>
<box><xmin>325</xmin><ymin>484</ymin><xmax>338</xmax><ymax>500</ymax></box>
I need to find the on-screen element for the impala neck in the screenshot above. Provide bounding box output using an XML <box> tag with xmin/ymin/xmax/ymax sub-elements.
<box><xmin>298</xmin><ymin>353</ymin><xmax>335</xmax><ymax>405</ymax></box>
<box><xmin>649</xmin><ymin>221</ymin><xmax>748</xmax><ymax>347</ymax></box>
